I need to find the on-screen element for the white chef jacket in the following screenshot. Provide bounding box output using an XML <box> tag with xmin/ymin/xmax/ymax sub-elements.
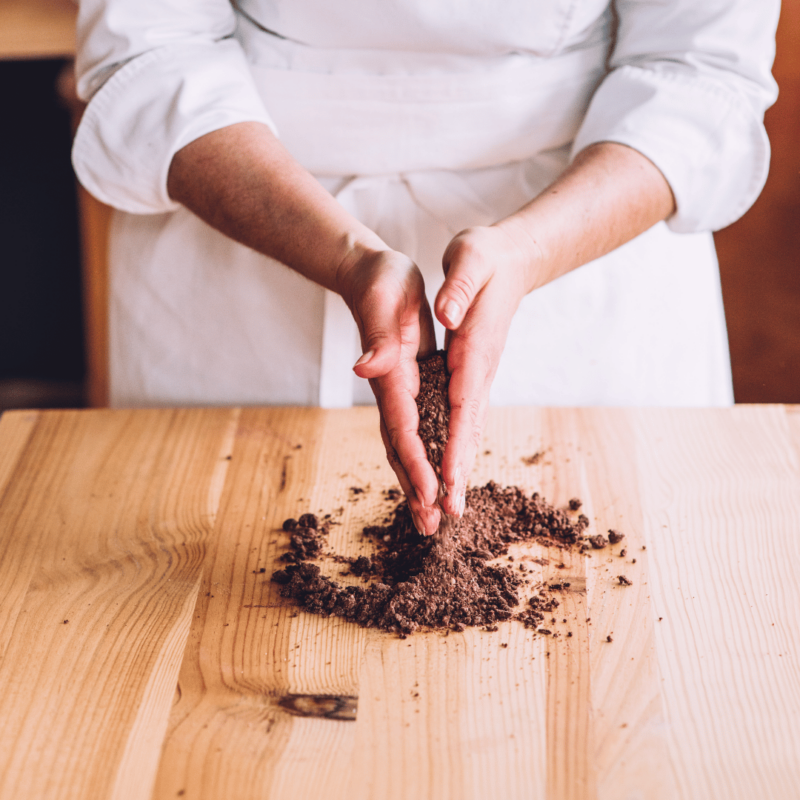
<box><xmin>72</xmin><ymin>0</ymin><xmax>778</xmax><ymax>408</ymax></box>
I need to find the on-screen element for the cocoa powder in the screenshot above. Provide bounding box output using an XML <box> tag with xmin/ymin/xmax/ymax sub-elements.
<box><xmin>271</xmin><ymin>482</ymin><xmax>590</xmax><ymax>636</ymax></box>
<box><xmin>269</xmin><ymin>350</ymin><xmax>602</xmax><ymax>636</ymax></box>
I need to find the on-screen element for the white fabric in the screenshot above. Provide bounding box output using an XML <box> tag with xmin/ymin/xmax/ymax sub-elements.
<box><xmin>71</xmin><ymin>0</ymin><xmax>779</xmax><ymax>408</ymax></box>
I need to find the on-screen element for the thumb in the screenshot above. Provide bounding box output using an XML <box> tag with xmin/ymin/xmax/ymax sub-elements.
<box><xmin>435</xmin><ymin>230</ymin><xmax>493</xmax><ymax>330</ymax></box>
<box><xmin>352</xmin><ymin>291</ymin><xmax>404</xmax><ymax>379</ymax></box>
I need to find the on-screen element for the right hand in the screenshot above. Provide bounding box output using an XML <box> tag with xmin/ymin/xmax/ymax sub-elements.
<box><xmin>337</xmin><ymin>247</ymin><xmax>442</xmax><ymax>536</ymax></box>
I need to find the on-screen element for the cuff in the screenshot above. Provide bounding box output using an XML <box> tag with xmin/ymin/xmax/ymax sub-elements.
<box><xmin>571</xmin><ymin>64</ymin><xmax>771</xmax><ymax>233</ymax></box>
<box><xmin>72</xmin><ymin>39</ymin><xmax>278</xmax><ymax>215</ymax></box>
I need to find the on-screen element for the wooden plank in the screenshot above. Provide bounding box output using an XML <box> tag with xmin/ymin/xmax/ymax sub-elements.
<box><xmin>0</xmin><ymin>408</ymin><xmax>238</xmax><ymax>800</ymax></box>
<box><xmin>2</xmin><ymin>406</ymin><xmax>800</xmax><ymax>799</ymax></box>
<box><xmin>0</xmin><ymin>410</ymin><xmax>40</xmax><ymax>500</ymax></box>
<box><xmin>153</xmin><ymin>407</ymin><xmax>370</xmax><ymax>800</ymax></box>
<box><xmin>0</xmin><ymin>0</ymin><xmax>76</xmax><ymax>60</ymax></box>
<box><xmin>632</xmin><ymin>406</ymin><xmax>800</xmax><ymax>799</ymax></box>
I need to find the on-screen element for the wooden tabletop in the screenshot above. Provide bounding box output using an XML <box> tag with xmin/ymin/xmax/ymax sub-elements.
<box><xmin>1</xmin><ymin>406</ymin><xmax>799</xmax><ymax>800</ymax></box>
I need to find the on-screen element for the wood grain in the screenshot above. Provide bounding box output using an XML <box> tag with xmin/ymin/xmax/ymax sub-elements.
<box><xmin>633</xmin><ymin>406</ymin><xmax>800</xmax><ymax>799</ymax></box>
<box><xmin>0</xmin><ymin>409</ymin><xmax>238</xmax><ymax>800</ymax></box>
<box><xmin>1</xmin><ymin>407</ymin><xmax>799</xmax><ymax>800</ymax></box>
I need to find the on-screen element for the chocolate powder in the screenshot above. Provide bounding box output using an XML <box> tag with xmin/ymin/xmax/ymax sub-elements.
<box><xmin>270</xmin><ymin>351</ymin><xmax>603</xmax><ymax>636</ymax></box>
<box><xmin>271</xmin><ymin>482</ymin><xmax>591</xmax><ymax>636</ymax></box>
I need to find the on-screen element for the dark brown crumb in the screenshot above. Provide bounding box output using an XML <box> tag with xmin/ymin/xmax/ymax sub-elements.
<box><xmin>567</xmin><ymin>631</ymin><xmax>573</xmax><ymax>637</ymax></box>
<box><xmin>589</xmin><ymin>534</ymin><xmax>607</xmax><ymax>549</ymax></box>
<box><xmin>521</xmin><ymin>451</ymin><xmax>544</xmax><ymax>466</ymax></box>
<box><xmin>617</xmin><ymin>575</ymin><xmax>632</xmax><ymax>586</ymax></box>
<box><xmin>641</xmin><ymin>545</ymin><xmax>646</xmax><ymax>550</ymax></box>
<box><xmin>63</xmin><ymin>620</ymin><xmax>69</xmax><ymax>624</ymax></box>
<box><xmin>568</xmin><ymin>498</ymin><xmax>582</xmax><ymax>511</ymax></box>
<box><xmin>607</xmin><ymin>529</ymin><xmax>625</xmax><ymax>544</ymax></box>
<box><xmin>606</xmin><ymin>634</ymin><xmax>613</xmax><ymax>643</ymax></box>
<box><xmin>619</xmin><ymin>548</ymin><xmax>627</xmax><ymax>557</ymax></box>
<box><xmin>298</xmin><ymin>513</ymin><xmax>318</xmax><ymax>530</ymax></box>
<box><xmin>632</xmin><ymin>558</ymin><xmax>637</xmax><ymax>564</ymax></box>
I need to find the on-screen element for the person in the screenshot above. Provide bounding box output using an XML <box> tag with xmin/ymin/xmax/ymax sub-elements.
<box><xmin>72</xmin><ymin>0</ymin><xmax>779</xmax><ymax>535</ymax></box>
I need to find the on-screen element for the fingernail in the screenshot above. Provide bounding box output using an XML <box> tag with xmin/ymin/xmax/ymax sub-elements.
<box><xmin>443</xmin><ymin>300</ymin><xmax>461</xmax><ymax>327</ymax></box>
<box><xmin>353</xmin><ymin>349</ymin><xmax>374</xmax><ymax>369</ymax></box>
<box><xmin>411</xmin><ymin>512</ymin><xmax>424</xmax><ymax>536</ymax></box>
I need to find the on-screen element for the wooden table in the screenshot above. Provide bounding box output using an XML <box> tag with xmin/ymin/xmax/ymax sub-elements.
<box><xmin>1</xmin><ymin>406</ymin><xmax>799</xmax><ymax>799</ymax></box>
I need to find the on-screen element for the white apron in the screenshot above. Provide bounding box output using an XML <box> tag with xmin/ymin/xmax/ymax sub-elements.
<box><xmin>107</xmin><ymin>11</ymin><xmax>734</xmax><ymax>408</ymax></box>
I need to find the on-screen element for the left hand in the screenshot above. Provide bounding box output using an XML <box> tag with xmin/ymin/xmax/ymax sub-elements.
<box><xmin>433</xmin><ymin>224</ymin><xmax>535</xmax><ymax>516</ymax></box>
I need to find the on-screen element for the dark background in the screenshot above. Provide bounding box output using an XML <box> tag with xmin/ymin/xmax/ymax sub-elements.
<box><xmin>1</xmin><ymin>3</ymin><xmax>798</xmax><ymax>411</ymax></box>
<box><xmin>0</xmin><ymin>58</ymin><xmax>85</xmax><ymax>408</ymax></box>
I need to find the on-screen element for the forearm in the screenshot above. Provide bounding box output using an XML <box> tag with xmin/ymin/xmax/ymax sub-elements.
<box><xmin>495</xmin><ymin>141</ymin><xmax>676</xmax><ymax>293</ymax></box>
<box><xmin>166</xmin><ymin>121</ymin><xmax>385</xmax><ymax>298</ymax></box>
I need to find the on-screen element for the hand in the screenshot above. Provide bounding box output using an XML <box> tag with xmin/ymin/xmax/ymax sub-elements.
<box><xmin>433</xmin><ymin>225</ymin><xmax>534</xmax><ymax>516</ymax></box>
<box><xmin>337</xmin><ymin>248</ymin><xmax>442</xmax><ymax>536</ymax></box>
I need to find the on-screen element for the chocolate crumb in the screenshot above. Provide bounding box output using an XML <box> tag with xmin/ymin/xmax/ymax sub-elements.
<box><xmin>298</xmin><ymin>513</ymin><xmax>318</xmax><ymax>530</ymax></box>
<box><xmin>589</xmin><ymin>535</ymin><xmax>607</xmax><ymax>549</ymax></box>
<box><xmin>607</xmin><ymin>529</ymin><xmax>625</xmax><ymax>544</ymax></box>
<box><xmin>568</xmin><ymin>498</ymin><xmax>582</xmax><ymax>511</ymax></box>
<box><xmin>606</xmin><ymin>634</ymin><xmax>613</xmax><ymax>643</ymax></box>
<box><xmin>619</xmin><ymin>548</ymin><xmax>627</xmax><ymax>557</ymax></box>
<box><xmin>521</xmin><ymin>451</ymin><xmax>544</xmax><ymax>466</ymax></box>
<box><xmin>632</xmin><ymin>558</ymin><xmax>637</xmax><ymax>564</ymax></box>
<box><xmin>63</xmin><ymin>620</ymin><xmax>69</xmax><ymax>624</ymax></box>
<box><xmin>617</xmin><ymin>575</ymin><xmax>632</xmax><ymax>586</ymax></box>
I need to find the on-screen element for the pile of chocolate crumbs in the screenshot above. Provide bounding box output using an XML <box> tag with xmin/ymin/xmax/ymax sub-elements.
<box><xmin>271</xmin><ymin>351</ymin><xmax>610</xmax><ymax>637</ymax></box>
<box><xmin>416</xmin><ymin>351</ymin><xmax>450</xmax><ymax>491</ymax></box>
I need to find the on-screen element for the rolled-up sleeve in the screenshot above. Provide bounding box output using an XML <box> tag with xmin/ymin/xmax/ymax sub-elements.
<box><xmin>571</xmin><ymin>0</ymin><xmax>779</xmax><ymax>232</ymax></box>
<box><xmin>72</xmin><ymin>0</ymin><xmax>277</xmax><ymax>214</ymax></box>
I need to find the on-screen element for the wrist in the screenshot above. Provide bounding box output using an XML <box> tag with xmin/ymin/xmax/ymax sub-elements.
<box><xmin>332</xmin><ymin>232</ymin><xmax>387</xmax><ymax>307</ymax></box>
<box><xmin>490</xmin><ymin>217</ymin><xmax>548</xmax><ymax>296</ymax></box>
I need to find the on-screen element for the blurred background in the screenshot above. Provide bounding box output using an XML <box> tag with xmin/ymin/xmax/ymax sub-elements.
<box><xmin>1</xmin><ymin>0</ymin><xmax>798</xmax><ymax>412</ymax></box>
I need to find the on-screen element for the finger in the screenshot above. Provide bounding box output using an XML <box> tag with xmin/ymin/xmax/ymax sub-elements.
<box><xmin>352</xmin><ymin>288</ymin><xmax>404</xmax><ymax>380</ymax></box>
<box><xmin>435</xmin><ymin>232</ymin><xmax>494</xmax><ymax>330</ymax></box>
<box><xmin>373</xmin><ymin>370</ymin><xmax>440</xmax><ymax>510</ymax></box>
<box><xmin>439</xmin><ymin>335</ymin><xmax>495</xmax><ymax>517</ymax></box>
<box><xmin>378</xmin><ymin>412</ymin><xmax>441</xmax><ymax>536</ymax></box>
